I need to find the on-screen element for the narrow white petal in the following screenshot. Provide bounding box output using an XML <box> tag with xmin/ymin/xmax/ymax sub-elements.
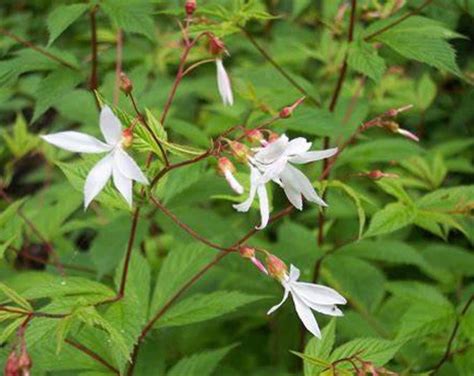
<box><xmin>306</xmin><ymin>303</ymin><xmax>344</xmax><ymax>317</ymax></box>
<box><xmin>292</xmin><ymin>282</ymin><xmax>347</xmax><ymax>305</ymax></box>
<box><xmin>267</xmin><ymin>288</ymin><xmax>290</xmax><ymax>315</ymax></box>
<box><xmin>84</xmin><ymin>154</ymin><xmax>113</xmax><ymax>208</ymax></box>
<box><xmin>224</xmin><ymin>170</ymin><xmax>244</xmax><ymax>194</ymax></box>
<box><xmin>216</xmin><ymin>59</ymin><xmax>234</xmax><ymax>106</ymax></box>
<box><xmin>112</xmin><ymin>164</ymin><xmax>133</xmax><ymax>207</ymax></box>
<box><xmin>259</xmin><ymin>156</ymin><xmax>288</xmax><ymax>183</ymax></box>
<box><xmin>256</xmin><ymin>183</ymin><xmax>270</xmax><ymax>230</ymax></box>
<box><xmin>283</xmin><ymin>164</ymin><xmax>327</xmax><ymax>207</ymax></box>
<box><xmin>288</xmin><ymin>148</ymin><xmax>338</xmax><ymax>164</ymax></box>
<box><xmin>114</xmin><ymin>148</ymin><xmax>149</xmax><ymax>185</ymax></box>
<box><xmin>289</xmin><ymin>265</ymin><xmax>301</xmax><ymax>282</ymax></box>
<box><xmin>282</xmin><ymin>183</ymin><xmax>303</xmax><ymax>210</ymax></box>
<box><xmin>41</xmin><ymin>132</ymin><xmax>111</xmax><ymax>154</ymax></box>
<box><xmin>100</xmin><ymin>106</ymin><xmax>123</xmax><ymax>145</ymax></box>
<box><xmin>285</xmin><ymin>137</ymin><xmax>312</xmax><ymax>156</ymax></box>
<box><xmin>233</xmin><ymin>165</ymin><xmax>260</xmax><ymax>212</ymax></box>
<box><xmin>254</xmin><ymin>135</ymin><xmax>289</xmax><ymax>164</ymax></box>
<box><xmin>292</xmin><ymin>293</ymin><xmax>321</xmax><ymax>338</ymax></box>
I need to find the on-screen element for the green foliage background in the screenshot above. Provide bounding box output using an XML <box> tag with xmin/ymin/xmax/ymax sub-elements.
<box><xmin>0</xmin><ymin>0</ymin><xmax>473</xmax><ymax>375</ymax></box>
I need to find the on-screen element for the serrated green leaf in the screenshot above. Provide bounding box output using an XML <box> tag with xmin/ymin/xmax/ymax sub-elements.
<box><xmin>156</xmin><ymin>291</ymin><xmax>265</xmax><ymax>328</ymax></box>
<box><xmin>0</xmin><ymin>283</ymin><xmax>32</xmax><ymax>310</ymax></box>
<box><xmin>348</xmin><ymin>40</ymin><xmax>386</xmax><ymax>81</ymax></box>
<box><xmin>47</xmin><ymin>4</ymin><xmax>90</xmax><ymax>46</ymax></box>
<box><xmin>167</xmin><ymin>344</ymin><xmax>236</xmax><ymax>376</ymax></box>
<box><xmin>0</xmin><ymin>318</ymin><xmax>25</xmax><ymax>344</ymax></box>
<box><xmin>365</xmin><ymin>202</ymin><xmax>416</xmax><ymax>237</ymax></box>
<box><xmin>304</xmin><ymin>320</ymin><xmax>336</xmax><ymax>376</ymax></box>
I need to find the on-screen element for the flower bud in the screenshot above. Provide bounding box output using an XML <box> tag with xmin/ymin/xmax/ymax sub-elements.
<box><xmin>367</xmin><ymin>170</ymin><xmax>399</xmax><ymax>180</ymax></box>
<box><xmin>185</xmin><ymin>0</ymin><xmax>196</xmax><ymax>15</ymax></box>
<box><xmin>18</xmin><ymin>349</ymin><xmax>32</xmax><ymax>376</ymax></box>
<box><xmin>279</xmin><ymin>97</ymin><xmax>305</xmax><ymax>119</ymax></box>
<box><xmin>122</xmin><ymin>128</ymin><xmax>133</xmax><ymax>148</ymax></box>
<box><xmin>245</xmin><ymin>129</ymin><xmax>263</xmax><ymax>143</ymax></box>
<box><xmin>119</xmin><ymin>72</ymin><xmax>133</xmax><ymax>95</ymax></box>
<box><xmin>266</xmin><ymin>254</ymin><xmax>287</xmax><ymax>280</ymax></box>
<box><xmin>228</xmin><ymin>141</ymin><xmax>250</xmax><ymax>163</ymax></box>
<box><xmin>209</xmin><ymin>36</ymin><xmax>225</xmax><ymax>56</ymax></box>
<box><xmin>4</xmin><ymin>351</ymin><xmax>19</xmax><ymax>376</ymax></box>
<box><xmin>267</xmin><ymin>132</ymin><xmax>280</xmax><ymax>143</ymax></box>
<box><xmin>240</xmin><ymin>247</ymin><xmax>268</xmax><ymax>274</ymax></box>
<box><xmin>217</xmin><ymin>157</ymin><xmax>243</xmax><ymax>194</ymax></box>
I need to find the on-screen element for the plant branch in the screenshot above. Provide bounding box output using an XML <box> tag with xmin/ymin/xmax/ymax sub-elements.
<box><xmin>0</xmin><ymin>28</ymin><xmax>79</xmax><ymax>71</ymax></box>
<box><xmin>240</xmin><ymin>27</ymin><xmax>321</xmax><ymax>107</ymax></box>
<box><xmin>126</xmin><ymin>205</ymin><xmax>294</xmax><ymax>375</ymax></box>
<box><xmin>89</xmin><ymin>5</ymin><xmax>99</xmax><ymax>91</ymax></box>
<box><xmin>431</xmin><ymin>294</ymin><xmax>474</xmax><ymax>374</ymax></box>
<box><xmin>113</xmin><ymin>29</ymin><xmax>124</xmax><ymax>106</ymax></box>
<box><xmin>364</xmin><ymin>0</ymin><xmax>434</xmax><ymax>41</ymax></box>
<box><xmin>66</xmin><ymin>339</ymin><xmax>120</xmax><ymax>375</ymax></box>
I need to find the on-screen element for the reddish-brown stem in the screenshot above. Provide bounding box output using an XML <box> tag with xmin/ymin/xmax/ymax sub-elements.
<box><xmin>0</xmin><ymin>28</ymin><xmax>79</xmax><ymax>71</ymax></box>
<box><xmin>431</xmin><ymin>294</ymin><xmax>474</xmax><ymax>374</ymax></box>
<box><xmin>364</xmin><ymin>0</ymin><xmax>434</xmax><ymax>41</ymax></box>
<box><xmin>0</xmin><ymin>188</ymin><xmax>65</xmax><ymax>276</ymax></box>
<box><xmin>89</xmin><ymin>6</ymin><xmax>99</xmax><ymax>91</ymax></box>
<box><xmin>129</xmin><ymin>92</ymin><xmax>170</xmax><ymax>166</ymax></box>
<box><xmin>150</xmin><ymin>196</ymin><xmax>237</xmax><ymax>252</ymax></box>
<box><xmin>240</xmin><ymin>27</ymin><xmax>321</xmax><ymax>107</ymax></box>
<box><xmin>113</xmin><ymin>29</ymin><xmax>124</xmax><ymax>106</ymax></box>
<box><xmin>182</xmin><ymin>58</ymin><xmax>215</xmax><ymax>77</ymax></box>
<box><xmin>126</xmin><ymin>206</ymin><xmax>294</xmax><ymax>375</ymax></box>
<box><xmin>66</xmin><ymin>339</ymin><xmax>120</xmax><ymax>375</ymax></box>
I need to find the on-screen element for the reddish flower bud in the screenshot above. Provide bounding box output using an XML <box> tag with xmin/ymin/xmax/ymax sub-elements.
<box><xmin>239</xmin><ymin>246</ymin><xmax>255</xmax><ymax>259</ymax></box>
<box><xmin>217</xmin><ymin>157</ymin><xmax>235</xmax><ymax>175</ymax></box>
<box><xmin>4</xmin><ymin>351</ymin><xmax>19</xmax><ymax>376</ymax></box>
<box><xmin>119</xmin><ymin>72</ymin><xmax>133</xmax><ymax>95</ymax></box>
<box><xmin>209</xmin><ymin>36</ymin><xmax>225</xmax><ymax>56</ymax></box>
<box><xmin>385</xmin><ymin>104</ymin><xmax>413</xmax><ymax>118</ymax></box>
<box><xmin>228</xmin><ymin>141</ymin><xmax>250</xmax><ymax>163</ymax></box>
<box><xmin>266</xmin><ymin>254</ymin><xmax>287</xmax><ymax>280</ymax></box>
<box><xmin>267</xmin><ymin>132</ymin><xmax>280</xmax><ymax>143</ymax></box>
<box><xmin>185</xmin><ymin>0</ymin><xmax>196</xmax><ymax>15</ymax></box>
<box><xmin>279</xmin><ymin>97</ymin><xmax>305</xmax><ymax>119</ymax></box>
<box><xmin>18</xmin><ymin>349</ymin><xmax>32</xmax><ymax>376</ymax></box>
<box><xmin>122</xmin><ymin>128</ymin><xmax>133</xmax><ymax>148</ymax></box>
<box><xmin>245</xmin><ymin>129</ymin><xmax>263</xmax><ymax>143</ymax></box>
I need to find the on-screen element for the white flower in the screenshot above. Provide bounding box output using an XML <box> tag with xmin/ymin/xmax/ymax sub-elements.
<box><xmin>41</xmin><ymin>106</ymin><xmax>148</xmax><ymax>208</ymax></box>
<box><xmin>233</xmin><ymin>164</ymin><xmax>269</xmax><ymax>229</ymax></box>
<box><xmin>216</xmin><ymin>59</ymin><xmax>234</xmax><ymax>106</ymax></box>
<box><xmin>234</xmin><ymin>134</ymin><xmax>337</xmax><ymax>229</ymax></box>
<box><xmin>268</xmin><ymin>264</ymin><xmax>346</xmax><ymax>338</ymax></box>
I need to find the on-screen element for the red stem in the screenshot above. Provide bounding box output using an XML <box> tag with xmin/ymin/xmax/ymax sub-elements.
<box><xmin>66</xmin><ymin>339</ymin><xmax>120</xmax><ymax>375</ymax></box>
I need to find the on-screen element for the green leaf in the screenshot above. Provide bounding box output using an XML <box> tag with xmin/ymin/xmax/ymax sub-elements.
<box><xmin>365</xmin><ymin>202</ymin><xmax>416</xmax><ymax>237</ymax></box>
<box><xmin>150</xmin><ymin>244</ymin><xmax>214</xmax><ymax>315</ymax></box>
<box><xmin>304</xmin><ymin>320</ymin><xmax>336</xmax><ymax>376</ymax></box>
<box><xmin>0</xmin><ymin>198</ymin><xmax>26</xmax><ymax>229</ymax></box>
<box><xmin>0</xmin><ymin>236</ymin><xmax>16</xmax><ymax>260</ymax></box>
<box><xmin>1</xmin><ymin>114</ymin><xmax>39</xmax><ymax>158</ymax></box>
<box><xmin>328</xmin><ymin>181</ymin><xmax>366</xmax><ymax>238</ymax></box>
<box><xmin>330</xmin><ymin>338</ymin><xmax>403</xmax><ymax>367</ymax></box>
<box><xmin>348</xmin><ymin>40</ymin><xmax>386</xmax><ymax>81</ymax></box>
<box><xmin>367</xmin><ymin>16</ymin><xmax>463</xmax><ymax>76</ymax></box>
<box><xmin>375</xmin><ymin>179</ymin><xmax>413</xmax><ymax>204</ymax></box>
<box><xmin>0</xmin><ymin>283</ymin><xmax>32</xmax><ymax>310</ymax></box>
<box><xmin>167</xmin><ymin>345</ymin><xmax>236</xmax><ymax>376</ymax></box>
<box><xmin>47</xmin><ymin>4</ymin><xmax>90</xmax><ymax>46</ymax></box>
<box><xmin>33</xmin><ymin>69</ymin><xmax>83</xmax><ymax>122</ymax></box>
<box><xmin>416</xmin><ymin>73</ymin><xmax>437</xmax><ymax>110</ymax></box>
<box><xmin>102</xmin><ymin>0</ymin><xmax>155</xmax><ymax>40</ymax></box>
<box><xmin>156</xmin><ymin>291</ymin><xmax>265</xmax><ymax>328</ymax></box>
<box><xmin>0</xmin><ymin>318</ymin><xmax>25</xmax><ymax>344</ymax></box>
<box><xmin>417</xmin><ymin>185</ymin><xmax>474</xmax><ymax>211</ymax></box>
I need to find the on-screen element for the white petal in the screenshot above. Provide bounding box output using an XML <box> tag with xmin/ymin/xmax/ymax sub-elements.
<box><xmin>224</xmin><ymin>170</ymin><xmax>244</xmax><ymax>195</ymax></box>
<box><xmin>114</xmin><ymin>148</ymin><xmax>149</xmax><ymax>184</ymax></box>
<box><xmin>267</xmin><ymin>287</ymin><xmax>290</xmax><ymax>315</ymax></box>
<box><xmin>285</xmin><ymin>137</ymin><xmax>312</xmax><ymax>156</ymax></box>
<box><xmin>289</xmin><ymin>147</ymin><xmax>338</xmax><ymax>164</ymax></box>
<box><xmin>112</xmin><ymin>164</ymin><xmax>133</xmax><ymax>207</ymax></box>
<box><xmin>216</xmin><ymin>59</ymin><xmax>234</xmax><ymax>106</ymax></box>
<box><xmin>292</xmin><ymin>282</ymin><xmax>347</xmax><ymax>305</ymax></box>
<box><xmin>84</xmin><ymin>154</ymin><xmax>113</xmax><ymax>208</ymax></box>
<box><xmin>307</xmin><ymin>303</ymin><xmax>344</xmax><ymax>317</ymax></box>
<box><xmin>41</xmin><ymin>132</ymin><xmax>111</xmax><ymax>154</ymax></box>
<box><xmin>254</xmin><ymin>135</ymin><xmax>289</xmax><ymax>164</ymax></box>
<box><xmin>289</xmin><ymin>264</ymin><xmax>301</xmax><ymax>282</ymax></box>
<box><xmin>100</xmin><ymin>106</ymin><xmax>123</xmax><ymax>145</ymax></box>
<box><xmin>256</xmin><ymin>182</ymin><xmax>270</xmax><ymax>230</ymax></box>
<box><xmin>233</xmin><ymin>165</ymin><xmax>260</xmax><ymax>212</ymax></box>
<box><xmin>282</xmin><ymin>164</ymin><xmax>327</xmax><ymax>207</ymax></box>
<box><xmin>259</xmin><ymin>156</ymin><xmax>288</xmax><ymax>183</ymax></box>
<box><xmin>282</xmin><ymin>183</ymin><xmax>303</xmax><ymax>210</ymax></box>
<box><xmin>292</xmin><ymin>293</ymin><xmax>321</xmax><ymax>338</ymax></box>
